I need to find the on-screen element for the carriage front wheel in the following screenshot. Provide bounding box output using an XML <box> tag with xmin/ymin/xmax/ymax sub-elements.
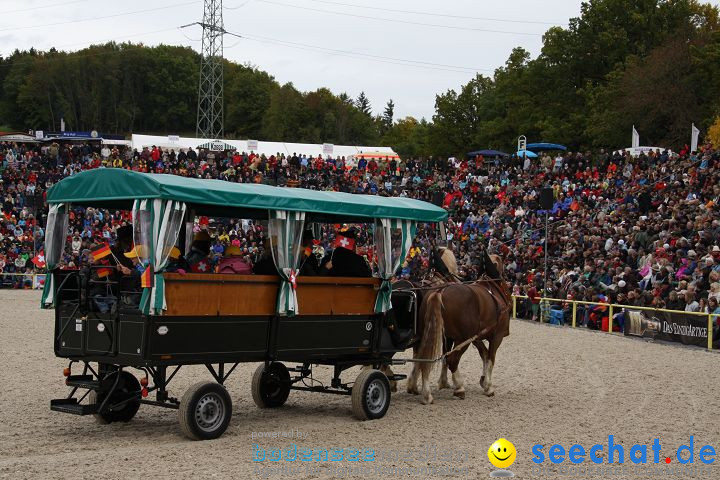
<box><xmin>178</xmin><ymin>381</ymin><xmax>232</xmax><ymax>440</ymax></box>
<box><xmin>251</xmin><ymin>362</ymin><xmax>291</xmax><ymax>409</ymax></box>
<box><xmin>351</xmin><ymin>369</ymin><xmax>391</xmax><ymax>420</ymax></box>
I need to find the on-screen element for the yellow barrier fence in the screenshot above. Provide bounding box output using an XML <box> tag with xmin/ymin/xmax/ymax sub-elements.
<box><xmin>512</xmin><ymin>295</ymin><xmax>716</xmax><ymax>351</ymax></box>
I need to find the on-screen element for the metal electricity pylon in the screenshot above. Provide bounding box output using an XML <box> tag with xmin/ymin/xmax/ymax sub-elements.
<box><xmin>185</xmin><ymin>0</ymin><xmax>225</xmax><ymax>139</ymax></box>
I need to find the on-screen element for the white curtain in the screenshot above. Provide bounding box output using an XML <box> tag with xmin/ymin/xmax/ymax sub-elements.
<box><xmin>373</xmin><ymin>218</ymin><xmax>416</xmax><ymax>313</ymax></box>
<box><xmin>269</xmin><ymin>210</ymin><xmax>305</xmax><ymax>316</ymax></box>
<box><xmin>132</xmin><ymin>199</ymin><xmax>187</xmax><ymax>315</ymax></box>
<box><xmin>41</xmin><ymin>203</ymin><xmax>69</xmax><ymax>308</ymax></box>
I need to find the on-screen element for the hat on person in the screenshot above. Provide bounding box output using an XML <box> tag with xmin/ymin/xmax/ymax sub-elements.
<box><xmin>687</xmin><ymin>249</ymin><xmax>697</xmax><ymax>258</ymax></box>
<box><xmin>712</xmin><ymin>246</ymin><xmax>720</xmax><ymax>253</ymax></box>
<box><xmin>618</xmin><ymin>280</ymin><xmax>626</xmax><ymax>288</ymax></box>
<box><xmin>193</xmin><ymin>230</ymin><xmax>211</xmax><ymax>242</ymax></box>
<box><xmin>168</xmin><ymin>246</ymin><xmax>181</xmax><ymax>260</ymax></box>
<box><xmin>116</xmin><ymin>225</ymin><xmax>133</xmax><ymax>241</ymax></box>
<box><xmin>124</xmin><ymin>244</ymin><xmax>148</xmax><ymax>259</ymax></box>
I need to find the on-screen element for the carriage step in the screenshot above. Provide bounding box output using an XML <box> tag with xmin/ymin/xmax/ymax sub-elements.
<box><xmin>50</xmin><ymin>398</ymin><xmax>99</xmax><ymax>415</ymax></box>
<box><xmin>65</xmin><ymin>375</ymin><xmax>100</xmax><ymax>390</ymax></box>
<box><xmin>389</xmin><ymin>374</ymin><xmax>407</xmax><ymax>381</ymax></box>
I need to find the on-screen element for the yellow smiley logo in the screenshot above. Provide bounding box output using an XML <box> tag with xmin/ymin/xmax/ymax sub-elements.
<box><xmin>488</xmin><ymin>438</ymin><xmax>517</xmax><ymax>469</ymax></box>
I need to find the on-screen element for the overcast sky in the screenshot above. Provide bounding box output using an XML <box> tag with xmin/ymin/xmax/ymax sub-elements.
<box><xmin>2</xmin><ymin>0</ymin><xmax>717</xmax><ymax>121</ymax></box>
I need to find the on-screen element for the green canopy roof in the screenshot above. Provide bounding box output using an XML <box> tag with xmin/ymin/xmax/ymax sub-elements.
<box><xmin>47</xmin><ymin>169</ymin><xmax>448</xmax><ymax>223</ymax></box>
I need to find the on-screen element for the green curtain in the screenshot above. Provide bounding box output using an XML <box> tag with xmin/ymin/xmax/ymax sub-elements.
<box><xmin>374</xmin><ymin>218</ymin><xmax>416</xmax><ymax>313</ymax></box>
<box><xmin>132</xmin><ymin>199</ymin><xmax>186</xmax><ymax>315</ymax></box>
<box><xmin>41</xmin><ymin>203</ymin><xmax>68</xmax><ymax>309</ymax></box>
<box><xmin>269</xmin><ymin>210</ymin><xmax>305</xmax><ymax>316</ymax></box>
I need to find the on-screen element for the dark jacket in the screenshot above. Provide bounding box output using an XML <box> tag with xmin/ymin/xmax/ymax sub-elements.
<box><xmin>320</xmin><ymin>247</ymin><xmax>372</xmax><ymax>277</ymax></box>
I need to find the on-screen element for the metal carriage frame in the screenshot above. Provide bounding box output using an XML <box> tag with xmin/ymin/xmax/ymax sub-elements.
<box><xmin>44</xmin><ymin>169</ymin><xmax>441</xmax><ymax>440</ymax></box>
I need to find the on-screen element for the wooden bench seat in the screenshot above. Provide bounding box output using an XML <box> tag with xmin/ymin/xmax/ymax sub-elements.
<box><xmin>162</xmin><ymin>273</ymin><xmax>380</xmax><ymax>317</ymax></box>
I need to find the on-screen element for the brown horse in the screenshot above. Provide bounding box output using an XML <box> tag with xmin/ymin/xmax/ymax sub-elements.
<box><xmin>406</xmin><ymin>248</ymin><xmax>510</xmax><ymax>404</ymax></box>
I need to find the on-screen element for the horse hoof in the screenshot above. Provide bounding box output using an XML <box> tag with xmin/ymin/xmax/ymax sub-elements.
<box><xmin>438</xmin><ymin>382</ymin><xmax>451</xmax><ymax>390</ymax></box>
<box><xmin>484</xmin><ymin>389</ymin><xmax>495</xmax><ymax>397</ymax></box>
<box><xmin>389</xmin><ymin>383</ymin><xmax>398</xmax><ymax>393</ymax></box>
<box><xmin>407</xmin><ymin>387</ymin><xmax>419</xmax><ymax>395</ymax></box>
<box><xmin>421</xmin><ymin>396</ymin><xmax>434</xmax><ymax>405</ymax></box>
<box><xmin>453</xmin><ymin>390</ymin><xmax>465</xmax><ymax>399</ymax></box>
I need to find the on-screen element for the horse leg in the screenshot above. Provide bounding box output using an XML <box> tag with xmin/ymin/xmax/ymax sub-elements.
<box><xmin>438</xmin><ymin>338</ymin><xmax>453</xmax><ymax>390</ymax></box>
<box><xmin>407</xmin><ymin>346</ymin><xmax>420</xmax><ymax>395</ymax></box>
<box><xmin>419</xmin><ymin>362</ymin><xmax>434</xmax><ymax>405</ymax></box>
<box><xmin>445</xmin><ymin>343</ymin><xmax>470</xmax><ymax>399</ymax></box>
<box><xmin>483</xmin><ymin>335</ymin><xmax>503</xmax><ymax>397</ymax></box>
<box><xmin>474</xmin><ymin>339</ymin><xmax>490</xmax><ymax>389</ymax></box>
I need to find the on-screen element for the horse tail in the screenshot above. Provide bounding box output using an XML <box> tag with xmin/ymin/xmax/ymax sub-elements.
<box><xmin>418</xmin><ymin>290</ymin><xmax>445</xmax><ymax>376</ymax></box>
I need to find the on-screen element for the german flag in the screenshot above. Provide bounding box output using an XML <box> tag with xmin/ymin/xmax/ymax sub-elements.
<box><xmin>141</xmin><ymin>265</ymin><xmax>154</xmax><ymax>288</ymax></box>
<box><xmin>97</xmin><ymin>267</ymin><xmax>114</xmax><ymax>278</ymax></box>
<box><xmin>91</xmin><ymin>242</ymin><xmax>112</xmax><ymax>261</ymax></box>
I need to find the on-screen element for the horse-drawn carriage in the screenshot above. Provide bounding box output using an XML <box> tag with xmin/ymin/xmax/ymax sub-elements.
<box><xmin>44</xmin><ymin>169</ymin><xmax>451</xmax><ymax>440</ymax></box>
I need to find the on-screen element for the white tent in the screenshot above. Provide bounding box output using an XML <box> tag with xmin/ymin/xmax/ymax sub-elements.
<box><xmin>622</xmin><ymin>146</ymin><xmax>673</xmax><ymax>157</ymax></box>
<box><xmin>131</xmin><ymin>134</ymin><xmax>397</xmax><ymax>158</ymax></box>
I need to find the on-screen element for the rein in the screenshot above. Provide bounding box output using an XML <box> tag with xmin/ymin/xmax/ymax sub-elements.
<box><xmin>394</xmin><ymin>275</ymin><xmax>506</xmax><ymax>293</ymax></box>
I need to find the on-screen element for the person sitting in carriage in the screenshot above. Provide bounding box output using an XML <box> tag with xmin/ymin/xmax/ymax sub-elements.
<box><xmin>319</xmin><ymin>227</ymin><xmax>371</xmax><ymax>277</ymax></box>
<box><xmin>217</xmin><ymin>244</ymin><xmax>252</xmax><ymax>274</ymax></box>
<box><xmin>186</xmin><ymin>230</ymin><xmax>212</xmax><ymax>273</ymax></box>
<box><xmin>165</xmin><ymin>246</ymin><xmax>191</xmax><ymax>273</ymax></box>
<box><xmin>298</xmin><ymin>229</ymin><xmax>321</xmax><ymax>276</ymax></box>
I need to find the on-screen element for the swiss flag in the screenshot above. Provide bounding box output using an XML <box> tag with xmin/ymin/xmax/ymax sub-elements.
<box><xmin>32</xmin><ymin>252</ymin><xmax>46</xmax><ymax>269</ymax></box>
<box><xmin>191</xmin><ymin>259</ymin><xmax>210</xmax><ymax>273</ymax></box>
<box><xmin>334</xmin><ymin>235</ymin><xmax>356</xmax><ymax>251</ymax></box>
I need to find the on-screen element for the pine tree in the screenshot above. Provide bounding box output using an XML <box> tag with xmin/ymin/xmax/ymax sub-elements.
<box><xmin>382</xmin><ymin>99</ymin><xmax>394</xmax><ymax>131</ymax></box>
<box><xmin>355</xmin><ymin>91</ymin><xmax>371</xmax><ymax>116</ymax></box>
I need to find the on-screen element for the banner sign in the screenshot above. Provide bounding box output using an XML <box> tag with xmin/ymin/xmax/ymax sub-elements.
<box><xmin>624</xmin><ymin>308</ymin><xmax>708</xmax><ymax>348</ymax></box>
<box><xmin>247</xmin><ymin>140</ymin><xmax>258</xmax><ymax>151</ymax></box>
<box><xmin>168</xmin><ymin>135</ymin><xmax>180</xmax><ymax>142</ymax></box>
<box><xmin>322</xmin><ymin>143</ymin><xmax>334</xmax><ymax>155</ymax></box>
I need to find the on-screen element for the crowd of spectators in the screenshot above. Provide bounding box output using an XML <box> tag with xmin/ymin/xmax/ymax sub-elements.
<box><xmin>1</xmin><ymin>139</ymin><xmax>719</xmax><ymax>323</ymax></box>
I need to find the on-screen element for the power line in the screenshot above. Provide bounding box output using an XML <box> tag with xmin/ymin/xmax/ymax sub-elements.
<box><xmin>224</xmin><ymin>0</ymin><xmax>254</xmax><ymax>9</ymax></box>
<box><xmin>237</xmin><ymin>32</ymin><xmax>492</xmax><ymax>74</ymax></box>
<box><xmin>0</xmin><ymin>1</ymin><xmax>200</xmax><ymax>33</ymax></box>
<box><xmin>3</xmin><ymin>0</ymin><xmax>89</xmax><ymax>14</ymax></box>
<box><xmin>304</xmin><ymin>0</ymin><xmax>566</xmax><ymax>26</ymax></box>
<box><xmin>255</xmin><ymin>0</ymin><xmax>546</xmax><ymax>36</ymax></box>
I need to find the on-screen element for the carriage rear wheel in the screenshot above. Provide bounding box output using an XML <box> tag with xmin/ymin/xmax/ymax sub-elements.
<box><xmin>351</xmin><ymin>369</ymin><xmax>391</xmax><ymax>421</ymax></box>
<box><xmin>90</xmin><ymin>371</ymin><xmax>141</xmax><ymax>424</ymax></box>
<box><xmin>178</xmin><ymin>381</ymin><xmax>232</xmax><ymax>441</ymax></box>
<box><xmin>251</xmin><ymin>362</ymin><xmax>291</xmax><ymax>409</ymax></box>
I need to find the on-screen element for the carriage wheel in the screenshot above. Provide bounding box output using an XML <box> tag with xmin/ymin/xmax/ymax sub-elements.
<box><xmin>251</xmin><ymin>362</ymin><xmax>291</xmax><ymax>409</ymax></box>
<box><xmin>90</xmin><ymin>371</ymin><xmax>141</xmax><ymax>424</ymax></box>
<box><xmin>351</xmin><ymin>369</ymin><xmax>391</xmax><ymax>421</ymax></box>
<box><xmin>178</xmin><ymin>381</ymin><xmax>232</xmax><ymax>441</ymax></box>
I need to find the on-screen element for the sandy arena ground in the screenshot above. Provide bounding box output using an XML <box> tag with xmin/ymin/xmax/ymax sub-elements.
<box><xmin>1</xmin><ymin>290</ymin><xmax>719</xmax><ymax>479</ymax></box>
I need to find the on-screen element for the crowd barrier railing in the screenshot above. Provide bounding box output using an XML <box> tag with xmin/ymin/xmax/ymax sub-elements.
<box><xmin>0</xmin><ymin>273</ymin><xmax>46</xmax><ymax>289</ymax></box>
<box><xmin>512</xmin><ymin>294</ymin><xmax>717</xmax><ymax>351</ymax></box>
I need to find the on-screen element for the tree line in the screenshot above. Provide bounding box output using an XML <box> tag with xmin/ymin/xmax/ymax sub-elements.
<box><xmin>0</xmin><ymin>0</ymin><xmax>718</xmax><ymax>157</ymax></box>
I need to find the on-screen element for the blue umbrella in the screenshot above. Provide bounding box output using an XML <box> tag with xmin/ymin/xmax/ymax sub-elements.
<box><xmin>526</xmin><ymin>142</ymin><xmax>567</xmax><ymax>152</ymax></box>
<box><xmin>467</xmin><ymin>149</ymin><xmax>509</xmax><ymax>157</ymax></box>
<box><xmin>516</xmin><ymin>150</ymin><xmax>538</xmax><ymax>158</ymax></box>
